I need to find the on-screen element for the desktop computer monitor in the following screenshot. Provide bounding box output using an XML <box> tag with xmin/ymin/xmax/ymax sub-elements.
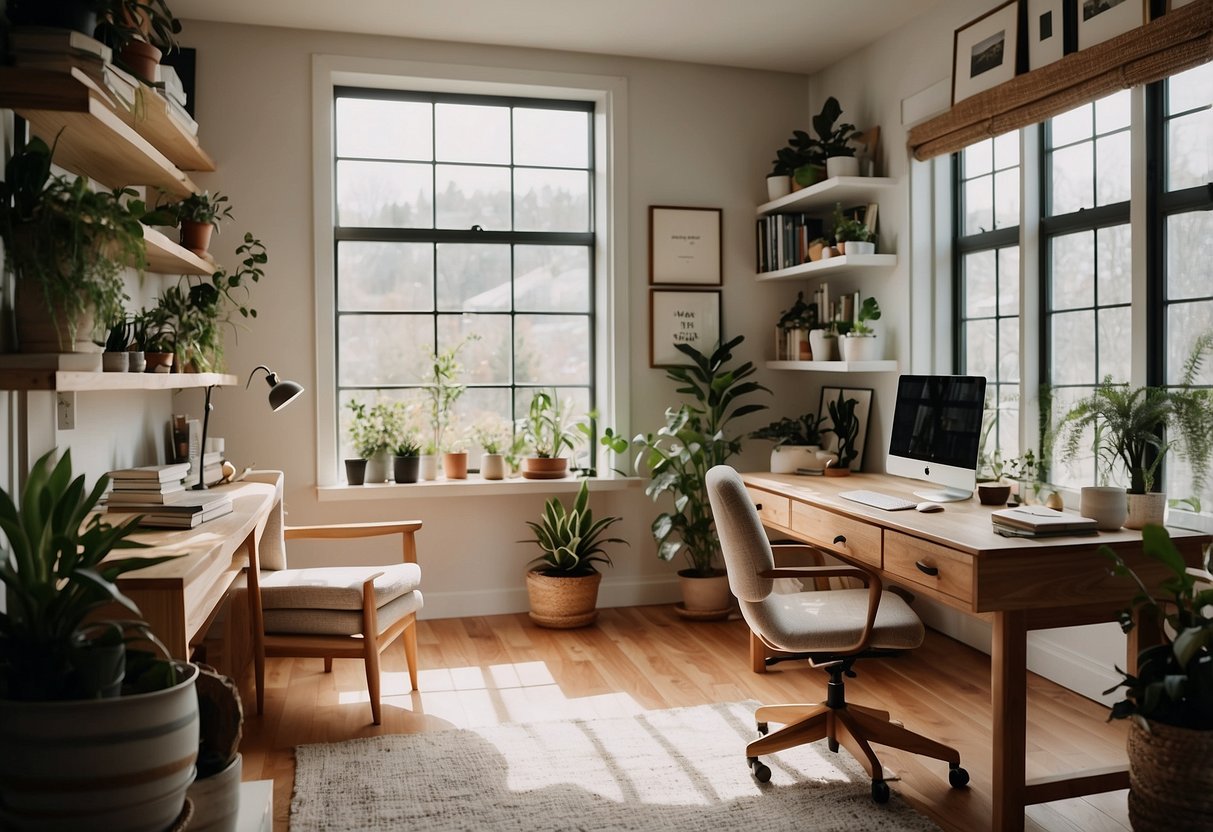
<box><xmin>886</xmin><ymin>374</ymin><xmax>987</xmax><ymax>502</ymax></box>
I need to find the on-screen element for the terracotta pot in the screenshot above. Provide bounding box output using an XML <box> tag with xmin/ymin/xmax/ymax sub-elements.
<box><xmin>14</xmin><ymin>279</ymin><xmax>96</xmax><ymax>353</ymax></box>
<box><xmin>822</xmin><ymin>465</ymin><xmax>851</xmax><ymax>477</ymax></box>
<box><xmin>522</xmin><ymin>456</ymin><xmax>569</xmax><ymax>480</ymax></box>
<box><xmin>179</xmin><ymin>220</ymin><xmax>214</xmax><ymax>256</ymax></box>
<box><xmin>808</xmin><ymin>240</ymin><xmax>825</xmax><ymax>262</ymax></box>
<box><xmin>119</xmin><ymin>38</ymin><xmax>162</xmax><ymax>82</ymax></box>
<box><xmin>145</xmin><ymin>351</ymin><xmax>175</xmax><ymax>373</ymax></box>
<box><xmin>677</xmin><ymin>569</ymin><xmax>731</xmax><ymax>613</ymax></box>
<box><xmin>526</xmin><ymin>569</ymin><xmax>602</xmax><ymax>629</ymax></box>
<box><xmin>1127</xmin><ymin>717</ymin><xmax>1213</xmax><ymax>832</ymax></box>
<box><xmin>442</xmin><ymin>452</ymin><xmax>468</xmax><ymax>479</ymax></box>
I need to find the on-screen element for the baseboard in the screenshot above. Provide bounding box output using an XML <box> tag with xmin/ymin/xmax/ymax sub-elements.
<box><xmin>419</xmin><ymin>575</ymin><xmax>682</xmax><ymax>620</ymax></box>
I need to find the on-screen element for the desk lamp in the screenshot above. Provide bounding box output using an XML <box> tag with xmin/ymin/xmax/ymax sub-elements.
<box><xmin>192</xmin><ymin>366</ymin><xmax>305</xmax><ymax>490</ymax></box>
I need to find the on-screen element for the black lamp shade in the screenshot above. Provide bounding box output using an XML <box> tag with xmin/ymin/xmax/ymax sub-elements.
<box><xmin>247</xmin><ymin>365</ymin><xmax>304</xmax><ymax>411</ymax></box>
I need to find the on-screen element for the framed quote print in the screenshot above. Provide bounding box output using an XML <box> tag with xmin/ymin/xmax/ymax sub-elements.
<box><xmin>650</xmin><ymin>289</ymin><xmax>721</xmax><ymax>367</ymax></box>
<box><xmin>952</xmin><ymin>0</ymin><xmax>1021</xmax><ymax>105</ymax></box>
<box><xmin>649</xmin><ymin>206</ymin><xmax>722</xmax><ymax>285</ymax></box>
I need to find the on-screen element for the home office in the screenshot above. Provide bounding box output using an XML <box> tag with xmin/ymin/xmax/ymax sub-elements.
<box><xmin>1</xmin><ymin>1</ymin><xmax>1211</xmax><ymax>831</ymax></box>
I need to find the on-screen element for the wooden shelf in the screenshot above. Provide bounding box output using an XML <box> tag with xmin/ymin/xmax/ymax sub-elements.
<box><xmin>756</xmin><ymin>253</ymin><xmax>897</xmax><ymax>282</ymax></box>
<box><xmin>757</xmin><ymin>176</ymin><xmax>897</xmax><ymax>216</ymax></box>
<box><xmin>0</xmin><ymin>370</ymin><xmax>236</xmax><ymax>392</ymax></box>
<box><xmin>0</xmin><ymin>68</ymin><xmax>200</xmax><ymax>197</ymax></box>
<box><xmin>143</xmin><ymin>225</ymin><xmax>215</xmax><ymax>275</ymax></box>
<box><xmin>765</xmin><ymin>360</ymin><xmax>898</xmax><ymax>373</ymax></box>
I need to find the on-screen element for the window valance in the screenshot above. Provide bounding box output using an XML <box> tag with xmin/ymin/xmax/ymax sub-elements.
<box><xmin>907</xmin><ymin>0</ymin><xmax>1212</xmax><ymax>161</ymax></box>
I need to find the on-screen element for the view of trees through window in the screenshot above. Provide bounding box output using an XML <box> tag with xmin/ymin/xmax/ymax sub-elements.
<box><xmin>333</xmin><ymin>89</ymin><xmax>596</xmax><ymax>463</ymax></box>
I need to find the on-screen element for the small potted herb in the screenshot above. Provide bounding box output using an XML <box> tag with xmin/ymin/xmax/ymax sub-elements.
<box><xmin>175</xmin><ymin>191</ymin><xmax>234</xmax><ymax>256</ymax></box>
<box><xmin>102</xmin><ymin>316</ymin><xmax>131</xmax><ymax>372</ymax></box>
<box><xmin>471</xmin><ymin>418</ymin><xmax>511</xmax><ymax>480</ymax></box>
<box><xmin>392</xmin><ymin>437</ymin><xmax>422</xmax><ymax>484</ymax></box>
<box><xmin>832</xmin><ymin>203</ymin><xmax>876</xmax><ymax>256</ymax></box>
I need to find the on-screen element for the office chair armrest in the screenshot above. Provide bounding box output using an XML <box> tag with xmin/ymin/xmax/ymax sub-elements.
<box><xmin>759</xmin><ymin>565</ymin><xmax>884</xmax><ymax>655</ymax></box>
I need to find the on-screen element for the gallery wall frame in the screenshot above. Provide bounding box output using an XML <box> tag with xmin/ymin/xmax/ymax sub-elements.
<box><xmin>1026</xmin><ymin>0</ymin><xmax>1071</xmax><ymax>69</ymax></box>
<box><xmin>952</xmin><ymin>0</ymin><xmax>1022</xmax><ymax>105</ymax></box>
<box><xmin>819</xmin><ymin>387</ymin><xmax>873</xmax><ymax>472</ymax></box>
<box><xmin>649</xmin><ymin>288</ymin><xmax>721</xmax><ymax>367</ymax></box>
<box><xmin>1077</xmin><ymin>0</ymin><xmax>1149</xmax><ymax>49</ymax></box>
<box><xmin>648</xmin><ymin>206</ymin><xmax>722</xmax><ymax>286</ymax></box>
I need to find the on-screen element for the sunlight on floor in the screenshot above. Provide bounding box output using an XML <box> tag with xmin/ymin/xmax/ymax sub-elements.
<box><xmin>334</xmin><ymin>660</ymin><xmax>643</xmax><ymax>726</ymax></box>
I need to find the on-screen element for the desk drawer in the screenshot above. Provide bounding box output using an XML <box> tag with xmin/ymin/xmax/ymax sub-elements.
<box><xmin>885</xmin><ymin>530</ymin><xmax>973</xmax><ymax>604</ymax></box>
<box><xmin>790</xmin><ymin>502</ymin><xmax>881</xmax><ymax>567</ymax></box>
<box><xmin>746</xmin><ymin>487</ymin><xmax>790</xmax><ymax>529</ymax></box>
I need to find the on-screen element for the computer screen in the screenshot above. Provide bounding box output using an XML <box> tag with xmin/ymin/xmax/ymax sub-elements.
<box><xmin>886</xmin><ymin>374</ymin><xmax>987</xmax><ymax>502</ymax></box>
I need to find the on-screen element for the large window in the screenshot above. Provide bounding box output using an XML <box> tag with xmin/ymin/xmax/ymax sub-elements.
<box><xmin>952</xmin><ymin>66</ymin><xmax>1213</xmax><ymax>506</ymax></box>
<box><xmin>333</xmin><ymin>89</ymin><xmax>596</xmax><ymax>462</ymax></box>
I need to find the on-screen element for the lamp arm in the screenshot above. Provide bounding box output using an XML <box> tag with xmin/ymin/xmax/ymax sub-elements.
<box><xmin>246</xmin><ymin>365</ymin><xmax>273</xmax><ymax>390</ymax></box>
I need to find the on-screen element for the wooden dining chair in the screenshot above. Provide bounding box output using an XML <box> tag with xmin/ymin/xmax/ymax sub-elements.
<box><xmin>245</xmin><ymin>520</ymin><xmax>423</xmax><ymax>725</ymax></box>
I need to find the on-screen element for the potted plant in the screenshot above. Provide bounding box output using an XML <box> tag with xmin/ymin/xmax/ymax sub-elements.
<box><xmin>423</xmin><ymin>335</ymin><xmax>478</xmax><ymax>479</ymax></box>
<box><xmin>839</xmin><ymin>296</ymin><xmax>882</xmax><ymax>362</ymax></box>
<box><xmin>443</xmin><ymin>427</ymin><xmax>470</xmax><ymax>480</ymax></box>
<box><xmin>1058</xmin><ymin>334</ymin><xmax>1213</xmax><ymax>528</ymax></box>
<box><xmin>126</xmin><ymin>310</ymin><xmax>148</xmax><ymax>372</ymax></box>
<box><xmin>102</xmin><ymin>315</ymin><xmax>131</xmax><ymax>372</ymax></box>
<box><xmin>521</xmin><ymin>480</ymin><xmax>626</xmax><ymax>629</ymax></box>
<box><xmin>0</xmin><ymin>136</ymin><xmax>145</xmax><ymax>354</ymax></box>
<box><xmin>141</xmin><ymin>307</ymin><xmax>176</xmax><ymax>373</ymax></box>
<box><xmin>173</xmin><ymin>190</ymin><xmax>233</xmax><ymax>256</ymax></box>
<box><xmin>776</xmin><ymin>291</ymin><xmax>816</xmax><ymax>360</ymax></box>
<box><xmin>808</xmin><ymin>322</ymin><xmax>840</xmax><ymax>362</ymax></box>
<box><xmin>632</xmin><ymin>335</ymin><xmax>769</xmax><ymax>615</ymax></box>
<box><xmin>1100</xmin><ymin>525</ymin><xmax>1213</xmax><ymax>830</ymax></box>
<box><xmin>346</xmin><ymin>399</ymin><xmax>407</xmax><ymax>483</ymax></box>
<box><xmin>185</xmin><ymin>664</ymin><xmax>244</xmax><ymax>832</ymax></box>
<box><xmin>0</xmin><ymin>449</ymin><xmax>200</xmax><ymax>832</ymax></box>
<box><xmin>769</xmin><ymin>129</ymin><xmax>826</xmax><ymax>197</ymax></box>
<box><xmin>823</xmin><ymin>389</ymin><xmax>861</xmax><ymax>476</ymax></box>
<box><xmin>813</xmin><ymin>96</ymin><xmax>860</xmax><ymax>178</ymax></box>
<box><xmin>392</xmin><ymin>437</ymin><xmax>422</xmax><ymax>484</ymax></box>
<box><xmin>94</xmin><ymin>0</ymin><xmax>181</xmax><ymax>81</ymax></box>
<box><xmin>833</xmin><ymin>207</ymin><xmax>876</xmax><ymax>256</ymax></box>
<box><xmin>522</xmin><ymin>389</ymin><xmax>581</xmax><ymax>479</ymax></box>
<box><xmin>471</xmin><ymin>418</ymin><xmax>511</xmax><ymax>481</ymax></box>
<box><xmin>751</xmin><ymin>412</ymin><xmax>828</xmax><ymax>474</ymax></box>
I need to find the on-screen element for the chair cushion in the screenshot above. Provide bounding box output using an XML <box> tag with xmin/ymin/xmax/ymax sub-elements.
<box><xmin>741</xmin><ymin>588</ymin><xmax>924</xmax><ymax>653</ymax></box>
<box><xmin>264</xmin><ymin>589</ymin><xmax>424</xmax><ymax>636</ymax></box>
<box><xmin>259</xmin><ymin>563</ymin><xmax>421</xmax><ymax>611</ymax></box>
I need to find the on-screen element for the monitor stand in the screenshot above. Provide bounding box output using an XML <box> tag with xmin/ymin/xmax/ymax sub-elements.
<box><xmin>913</xmin><ymin>486</ymin><xmax>973</xmax><ymax>503</ymax></box>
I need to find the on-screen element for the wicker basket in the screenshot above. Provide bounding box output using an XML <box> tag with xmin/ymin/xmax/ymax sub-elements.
<box><xmin>525</xmin><ymin>569</ymin><xmax>602</xmax><ymax>629</ymax></box>
<box><xmin>1128</xmin><ymin>717</ymin><xmax>1213</xmax><ymax>831</ymax></box>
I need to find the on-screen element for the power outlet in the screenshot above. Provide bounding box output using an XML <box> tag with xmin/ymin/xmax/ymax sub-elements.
<box><xmin>56</xmin><ymin>392</ymin><xmax>76</xmax><ymax>430</ymax></box>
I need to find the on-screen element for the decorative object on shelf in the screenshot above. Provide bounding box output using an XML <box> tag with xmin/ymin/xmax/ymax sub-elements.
<box><xmin>1077</xmin><ymin>0</ymin><xmax>1147</xmax><ymax>50</ymax></box>
<box><xmin>346</xmin><ymin>399</ymin><xmax>408</xmax><ymax>484</ymax></box>
<box><xmin>751</xmin><ymin>412</ymin><xmax>828</xmax><ymax>474</ymax></box>
<box><xmin>392</xmin><ymin>438</ymin><xmax>422</xmax><ymax>484</ymax></box>
<box><xmin>1026</xmin><ymin>0</ymin><xmax>1070</xmax><ymax>70</ymax></box>
<box><xmin>472</xmin><ymin>418</ymin><xmax>511</xmax><ymax>480</ymax></box>
<box><xmin>521</xmin><ymin>480</ymin><xmax>626</xmax><ymax>629</ymax></box>
<box><xmin>0</xmin><ymin>449</ymin><xmax>200</xmax><ymax>832</ymax></box>
<box><xmin>820</xmin><ymin>387</ymin><xmax>872</xmax><ymax>473</ymax></box>
<box><xmin>808</xmin><ymin>326</ymin><xmax>838</xmax><ymax>362</ymax></box>
<box><xmin>521</xmin><ymin>390</ymin><xmax>581</xmax><ymax>479</ymax></box>
<box><xmin>811</xmin><ymin>97</ymin><xmax>860</xmax><ymax>178</ymax></box>
<box><xmin>839</xmin><ymin>296</ymin><xmax>882</xmax><ymax>362</ymax></box>
<box><xmin>1100</xmin><ymin>525</ymin><xmax>1213</xmax><ymax>831</ymax></box>
<box><xmin>649</xmin><ymin>288</ymin><xmax>722</xmax><ymax>368</ymax></box>
<box><xmin>0</xmin><ymin>136</ymin><xmax>146</xmax><ymax>354</ymax></box>
<box><xmin>952</xmin><ymin>0</ymin><xmax>1021</xmax><ymax>105</ymax></box>
<box><xmin>649</xmin><ymin>205</ymin><xmax>722</xmax><ymax>286</ymax></box>
<box><xmin>633</xmin><ymin>336</ymin><xmax>768</xmax><ymax>613</ymax></box>
<box><xmin>1078</xmin><ymin>485</ymin><xmax>1128</xmax><ymax>530</ymax></box>
<box><xmin>1057</xmin><ymin>333</ymin><xmax>1213</xmax><ymax>529</ymax></box>
<box><xmin>775</xmin><ymin>291</ymin><xmax>816</xmax><ymax>361</ymax></box>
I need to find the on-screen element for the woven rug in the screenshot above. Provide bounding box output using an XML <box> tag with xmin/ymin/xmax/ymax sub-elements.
<box><xmin>291</xmin><ymin>701</ymin><xmax>941</xmax><ymax>831</ymax></box>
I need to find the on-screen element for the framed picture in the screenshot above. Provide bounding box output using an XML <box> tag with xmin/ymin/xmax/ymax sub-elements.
<box><xmin>819</xmin><ymin>387</ymin><xmax>873</xmax><ymax>472</ymax></box>
<box><xmin>1026</xmin><ymin>0</ymin><xmax>1068</xmax><ymax>69</ymax></box>
<box><xmin>649</xmin><ymin>206</ymin><xmax>722</xmax><ymax>286</ymax></box>
<box><xmin>952</xmin><ymin>0</ymin><xmax>1021</xmax><ymax>105</ymax></box>
<box><xmin>650</xmin><ymin>289</ymin><xmax>721</xmax><ymax>367</ymax></box>
<box><xmin>1077</xmin><ymin>0</ymin><xmax>1147</xmax><ymax>50</ymax></box>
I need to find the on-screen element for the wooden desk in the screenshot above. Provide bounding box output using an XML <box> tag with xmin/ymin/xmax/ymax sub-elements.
<box><xmin>110</xmin><ymin>473</ymin><xmax>283</xmax><ymax>660</ymax></box>
<box><xmin>740</xmin><ymin>471</ymin><xmax>1210</xmax><ymax>832</ymax></box>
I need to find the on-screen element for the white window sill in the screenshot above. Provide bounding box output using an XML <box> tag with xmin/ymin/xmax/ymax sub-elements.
<box><xmin>316</xmin><ymin>475</ymin><xmax>643</xmax><ymax>502</ymax></box>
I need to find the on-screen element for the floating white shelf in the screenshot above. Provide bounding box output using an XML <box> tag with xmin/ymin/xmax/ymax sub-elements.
<box><xmin>765</xmin><ymin>360</ymin><xmax>899</xmax><ymax>373</ymax></box>
<box><xmin>756</xmin><ymin>253</ymin><xmax>897</xmax><ymax>282</ymax></box>
<box><xmin>0</xmin><ymin>370</ymin><xmax>236</xmax><ymax>392</ymax></box>
<box><xmin>757</xmin><ymin>176</ymin><xmax>898</xmax><ymax>216</ymax></box>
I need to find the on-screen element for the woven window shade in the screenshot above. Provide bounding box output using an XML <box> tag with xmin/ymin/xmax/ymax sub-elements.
<box><xmin>907</xmin><ymin>0</ymin><xmax>1213</xmax><ymax>161</ymax></box>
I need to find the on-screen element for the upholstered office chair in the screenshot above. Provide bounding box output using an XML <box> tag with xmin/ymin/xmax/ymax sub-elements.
<box><xmin>705</xmin><ymin>465</ymin><xmax>968</xmax><ymax>803</ymax></box>
<box><xmin>245</xmin><ymin>514</ymin><xmax>423</xmax><ymax>726</ymax></box>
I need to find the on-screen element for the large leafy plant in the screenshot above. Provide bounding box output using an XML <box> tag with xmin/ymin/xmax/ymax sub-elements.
<box><xmin>523</xmin><ymin>480</ymin><xmax>626</xmax><ymax>578</ymax></box>
<box><xmin>633</xmin><ymin>336</ymin><xmax>769</xmax><ymax>577</ymax></box>
<box><xmin>1058</xmin><ymin>333</ymin><xmax>1213</xmax><ymax>495</ymax></box>
<box><xmin>1102</xmin><ymin>525</ymin><xmax>1213</xmax><ymax>730</ymax></box>
<box><xmin>0</xmin><ymin>450</ymin><xmax>180</xmax><ymax>701</ymax></box>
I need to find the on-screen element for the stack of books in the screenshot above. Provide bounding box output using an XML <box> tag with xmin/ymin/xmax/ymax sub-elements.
<box><xmin>991</xmin><ymin>505</ymin><xmax>1099</xmax><ymax>538</ymax></box>
<box><xmin>107</xmin><ymin>462</ymin><xmax>191</xmax><ymax>494</ymax></box>
<box><xmin>154</xmin><ymin>64</ymin><xmax>197</xmax><ymax>135</ymax></box>
<box><xmin>8</xmin><ymin>26</ymin><xmax>141</xmax><ymax>111</ymax></box>
<box><xmin>106</xmin><ymin>490</ymin><xmax>233</xmax><ymax>529</ymax></box>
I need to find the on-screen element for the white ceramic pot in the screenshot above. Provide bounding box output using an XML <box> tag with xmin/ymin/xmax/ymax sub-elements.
<box><xmin>1079</xmin><ymin>486</ymin><xmax>1128</xmax><ymax>530</ymax></box>
<box><xmin>840</xmin><ymin>333</ymin><xmax>880</xmax><ymax>362</ymax></box>
<box><xmin>808</xmin><ymin>329</ymin><xmax>838</xmax><ymax>361</ymax></box>
<box><xmin>826</xmin><ymin>155</ymin><xmax>859</xmax><ymax>178</ymax></box>
<box><xmin>365</xmin><ymin>449</ymin><xmax>391</xmax><ymax>483</ymax></box>
<box><xmin>1125</xmin><ymin>492</ymin><xmax>1166</xmax><ymax>530</ymax></box>
<box><xmin>185</xmin><ymin>752</ymin><xmax>242</xmax><ymax>832</ymax></box>
<box><xmin>846</xmin><ymin>240</ymin><xmax>876</xmax><ymax>256</ymax></box>
<box><xmin>769</xmin><ymin>445</ymin><xmax>819</xmax><ymax>474</ymax></box>
<box><xmin>419</xmin><ymin>454</ymin><xmax>438</xmax><ymax>481</ymax></box>
<box><xmin>480</xmin><ymin>453</ymin><xmax>506</xmax><ymax>480</ymax></box>
<box><xmin>765</xmin><ymin>175</ymin><xmax>791</xmax><ymax>201</ymax></box>
<box><xmin>677</xmin><ymin>570</ymin><xmax>732</xmax><ymax>612</ymax></box>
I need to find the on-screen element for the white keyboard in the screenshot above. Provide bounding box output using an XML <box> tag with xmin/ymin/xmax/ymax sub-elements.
<box><xmin>839</xmin><ymin>490</ymin><xmax>918</xmax><ymax>511</ymax></box>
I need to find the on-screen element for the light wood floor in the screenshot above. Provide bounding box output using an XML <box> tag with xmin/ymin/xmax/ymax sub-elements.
<box><xmin>230</xmin><ymin>606</ymin><xmax>1130</xmax><ymax>832</ymax></box>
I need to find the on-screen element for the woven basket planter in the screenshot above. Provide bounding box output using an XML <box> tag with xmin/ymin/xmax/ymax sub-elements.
<box><xmin>526</xmin><ymin>569</ymin><xmax>602</xmax><ymax>629</ymax></box>
<box><xmin>1127</xmin><ymin>717</ymin><xmax>1213</xmax><ymax>832</ymax></box>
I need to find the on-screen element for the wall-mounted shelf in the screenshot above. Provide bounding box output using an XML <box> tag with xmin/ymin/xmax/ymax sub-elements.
<box><xmin>757</xmin><ymin>176</ymin><xmax>898</xmax><ymax>216</ymax></box>
<box><xmin>766</xmin><ymin>360</ymin><xmax>898</xmax><ymax>373</ymax></box>
<box><xmin>756</xmin><ymin>253</ymin><xmax>897</xmax><ymax>282</ymax></box>
<box><xmin>144</xmin><ymin>226</ymin><xmax>215</xmax><ymax>275</ymax></box>
<box><xmin>0</xmin><ymin>370</ymin><xmax>236</xmax><ymax>392</ymax></box>
<box><xmin>0</xmin><ymin>67</ymin><xmax>203</xmax><ymax>196</ymax></box>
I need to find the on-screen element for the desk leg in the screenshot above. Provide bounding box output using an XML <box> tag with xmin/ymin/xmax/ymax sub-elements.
<box><xmin>992</xmin><ymin>610</ymin><xmax>1027</xmax><ymax>832</ymax></box>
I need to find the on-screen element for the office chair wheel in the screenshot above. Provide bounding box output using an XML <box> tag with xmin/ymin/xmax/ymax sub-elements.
<box><xmin>756</xmin><ymin>721</ymin><xmax>768</xmax><ymax>736</ymax></box>
<box><xmin>948</xmin><ymin>764</ymin><xmax>970</xmax><ymax>788</ymax></box>
<box><xmin>871</xmin><ymin>779</ymin><xmax>890</xmax><ymax>804</ymax></box>
<box><xmin>747</xmin><ymin>756</ymin><xmax>771</xmax><ymax>783</ymax></box>
<box><xmin>828</xmin><ymin>738</ymin><xmax>839</xmax><ymax>753</ymax></box>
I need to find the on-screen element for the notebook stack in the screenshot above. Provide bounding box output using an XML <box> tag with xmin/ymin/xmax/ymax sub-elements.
<box><xmin>8</xmin><ymin>26</ymin><xmax>140</xmax><ymax>110</ymax></box>
<box><xmin>991</xmin><ymin>505</ymin><xmax>1099</xmax><ymax>538</ymax></box>
<box><xmin>105</xmin><ymin>463</ymin><xmax>233</xmax><ymax>528</ymax></box>
<box><xmin>106</xmin><ymin>492</ymin><xmax>233</xmax><ymax>529</ymax></box>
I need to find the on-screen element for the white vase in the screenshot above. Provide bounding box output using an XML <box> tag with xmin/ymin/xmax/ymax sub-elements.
<box><xmin>419</xmin><ymin>454</ymin><xmax>438</xmax><ymax>481</ymax></box>
<box><xmin>840</xmin><ymin>333</ymin><xmax>880</xmax><ymax>362</ymax></box>
<box><xmin>765</xmin><ymin>175</ymin><xmax>791</xmax><ymax>200</ymax></box>
<box><xmin>769</xmin><ymin>445</ymin><xmax>819</xmax><ymax>474</ymax></box>
<box><xmin>1125</xmin><ymin>492</ymin><xmax>1166</xmax><ymax>530</ymax></box>
<box><xmin>808</xmin><ymin>329</ymin><xmax>837</xmax><ymax>361</ymax></box>
<box><xmin>1079</xmin><ymin>486</ymin><xmax>1128</xmax><ymax>530</ymax></box>
<box><xmin>826</xmin><ymin>155</ymin><xmax>859</xmax><ymax>178</ymax></box>
<box><xmin>365</xmin><ymin>449</ymin><xmax>390</xmax><ymax>483</ymax></box>
<box><xmin>480</xmin><ymin>453</ymin><xmax>506</xmax><ymax>480</ymax></box>
<box><xmin>846</xmin><ymin>240</ymin><xmax>876</xmax><ymax>256</ymax></box>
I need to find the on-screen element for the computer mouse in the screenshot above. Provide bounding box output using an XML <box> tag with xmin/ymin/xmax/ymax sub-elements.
<box><xmin>916</xmin><ymin>502</ymin><xmax>944</xmax><ymax>513</ymax></box>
